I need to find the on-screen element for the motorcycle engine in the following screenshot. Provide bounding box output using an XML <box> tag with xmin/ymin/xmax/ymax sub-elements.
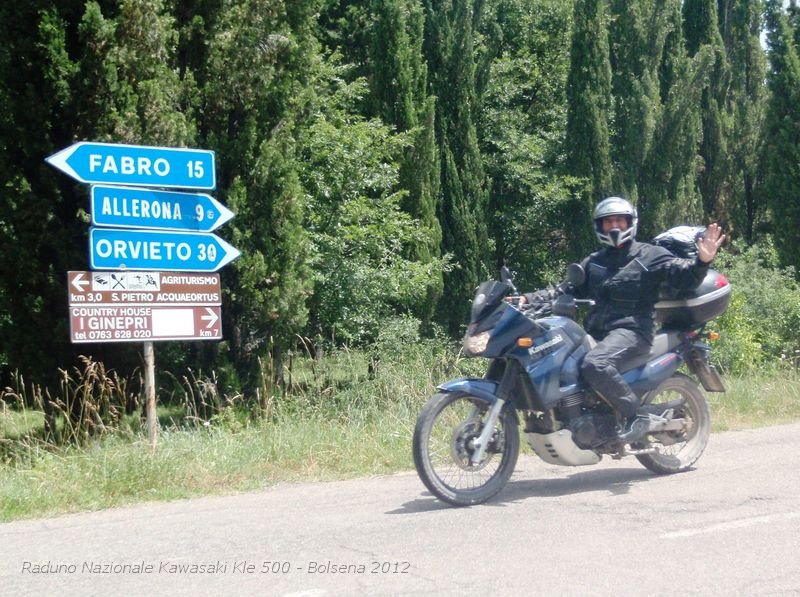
<box><xmin>569</xmin><ymin>413</ymin><xmax>618</xmax><ymax>450</ymax></box>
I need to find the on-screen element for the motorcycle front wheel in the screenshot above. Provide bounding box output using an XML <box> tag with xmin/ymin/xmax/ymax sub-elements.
<box><xmin>636</xmin><ymin>372</ymin><xmax>711</xmax><ymax>474</ymax></box>
<box><xmin>412</xmin><ymin>392</ymin><xmax>519</xmax><ymax>506</ymax></box>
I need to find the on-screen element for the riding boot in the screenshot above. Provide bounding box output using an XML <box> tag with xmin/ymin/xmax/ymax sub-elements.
<box><xmin>618</xmin><ymin>398</ymin><xmax>688</xmax><ymax>443</ymax></box>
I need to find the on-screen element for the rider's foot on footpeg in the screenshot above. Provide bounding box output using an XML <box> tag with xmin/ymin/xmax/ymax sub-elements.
<box><xmin>619</xmin><ymin>397</ymin><xmax>687</xmax><ymax>443</ymax></box>
<box><xmin>618</xmin><ymin>415</ymin><xmax>652</xmax><ymax>443</ymax></box>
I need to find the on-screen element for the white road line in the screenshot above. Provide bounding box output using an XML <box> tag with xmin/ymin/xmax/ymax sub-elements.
<box><xmin>662</xmin><ymin>511</ymin><xmax>800</xmax><ymax>539</ymax></box>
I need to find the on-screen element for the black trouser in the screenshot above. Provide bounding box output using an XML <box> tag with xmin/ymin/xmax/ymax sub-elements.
<box><xmin>580</xmin><ymin>328</ymin><xmax>650</xmax><ymax>418</ymax></box>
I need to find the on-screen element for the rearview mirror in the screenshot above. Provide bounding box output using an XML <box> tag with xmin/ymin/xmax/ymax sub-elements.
<box><xmin>500</xmin><ymin>265</ymin><xmax>518</xmax><ymax>293</ymax></box>
<box><xmin>565</xmin><ymin>263</ymin><xmax>585</xmax><ymax>287</ymax></box>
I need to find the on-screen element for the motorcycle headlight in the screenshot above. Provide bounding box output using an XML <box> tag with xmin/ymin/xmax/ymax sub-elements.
<box><xmin>464</xmin><ymin>331</ymin><xmax>491</xmax><ymax>355</ymax></box>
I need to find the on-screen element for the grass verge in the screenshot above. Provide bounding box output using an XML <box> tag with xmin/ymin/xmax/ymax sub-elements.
<box><xmin>0</xmin><ymin>413</ymin><xmax>416</xmax><ymax>522</ymax></box>
<box><xmin>1</xmin><ymin>355</ymin><xmax>799</xmax><ymax>522</ymax></box>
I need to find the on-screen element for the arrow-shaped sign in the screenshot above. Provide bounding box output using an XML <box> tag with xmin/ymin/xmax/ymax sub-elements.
<box><xmin>200</xmin><ymin>307</ymin><xmax>219</xmax><ymax>328</ymax></box>
<box><xmin>46</xmin><ymin>142</ymin><xmax>216</xmax><ymax>190</ymax></box>
<box><xmin>70</xmin><ymin>272</ymin><xmax>90</xmax><ymax>293</ymax></box>
<box><xmin>90</xmin><ymin>185</ymin><xmax>234</xmax><ymax>232</ymax></box>
<box><xmin>89</xmin><ymin>228</ymin><xmax>240</xmax><ymax>272</ymax></box>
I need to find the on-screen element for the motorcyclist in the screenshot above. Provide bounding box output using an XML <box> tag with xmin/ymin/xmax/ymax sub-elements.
<box><xmin>519</xmin><ymin>196</ymin><xmax>725</xmax><ymax>443</ymax></box>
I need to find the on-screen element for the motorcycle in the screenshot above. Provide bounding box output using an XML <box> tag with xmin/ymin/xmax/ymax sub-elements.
<box><xmin>412</xmin><ymin>263</ymin><xmax>731</xmax><ymax>506</ymax></box>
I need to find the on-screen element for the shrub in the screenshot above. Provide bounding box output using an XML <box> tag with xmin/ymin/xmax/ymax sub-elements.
<box><xmin>713</xmin><ymin>239</ymin><xmax>800</xmax><ymax>374</ymax></box>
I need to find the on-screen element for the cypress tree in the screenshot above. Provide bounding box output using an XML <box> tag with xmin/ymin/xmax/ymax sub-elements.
<box><xmin>369</xmin><ymin>0</ymin><xmax>442</xmax><ymax>326</ymax></box>
<box><xmin>75</xmin><ymin>0</ymin><xmax>196</xmax><ymax>146</ymax></box>
<box><xmin>565</xmin><ymin>0</ymin><xmax>613</xmax><ymax>254</ymax></box>
<box><xmin>0</xmin><ymin>2</ymin><xmax>83</xmax><ymax>385</ymax></box>
<box><xmin>202</xmin><ymin>0</ymin><xmax>316</xmax><ymax>390</ymax></box>
<box><xmin>477</xmin><ymin>0</ymin><xmax>577</xmax><ymax>286</ymax></box>
<box><xmin>722</xmin><ymin>0</ymin><xmax>767</xmax><ymax>242</ymax></box>
<box><xmin>638</xmin><ymin>0</ymin><xmax>709</xmax><ymax>234</ymax></box>
<box><xmin>423</xmin><ymin>0</ymin><xmax>490</xmax><ymax>334</ymax></box>
<box><xmin>607</xmin><ymin>0</ymin><xmax>670</xmax><ymax>205</ymax></box>
<box><xmin>762</xmin><ymin>0</ymin><xmax>800</xmax><ymax>270</ymax></box>
<box><xmin>683</xmin><ymin>0</ymin><xmax>732</xmax><ymax>222</ymax></box>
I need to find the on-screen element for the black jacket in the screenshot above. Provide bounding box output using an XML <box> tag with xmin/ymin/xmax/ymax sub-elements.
<box><xmin>530</xmin><ymin>241</ymin><xmax>709</xmax><ymax>343</ymax></box>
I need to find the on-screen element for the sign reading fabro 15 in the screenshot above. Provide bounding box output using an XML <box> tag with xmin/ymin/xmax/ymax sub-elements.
<box><xmin>68</xmin><ymin>271</ymin><xmax>221</xmax><ymax>343</ymax></box>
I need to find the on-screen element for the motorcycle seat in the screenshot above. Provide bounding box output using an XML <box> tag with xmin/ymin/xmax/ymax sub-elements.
<box><xmin>619</xmin><ymin>331</ymin><xmax>683</xmax><ymax>374</ymax></box>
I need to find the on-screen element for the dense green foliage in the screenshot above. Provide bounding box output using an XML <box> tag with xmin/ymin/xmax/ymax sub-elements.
<box><xmin>763</xmin><ymin>0</ymin><xmax>800</xmax><ymax>269</ymax></box>
<box><xmin>2</xmin><ymin>0</ymin><xmax>800</xmax><ymax>399</ymax></box>
<box><xmin>713</xmin><ymin>240</ymin><xmax>800</xmax><ymax>373</ymax></box>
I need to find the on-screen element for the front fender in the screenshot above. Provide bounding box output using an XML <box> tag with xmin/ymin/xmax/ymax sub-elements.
<box><xmin>437</xmin><ymin>378</ymin><xmax>500</xmax><ymax>405</ymax></box>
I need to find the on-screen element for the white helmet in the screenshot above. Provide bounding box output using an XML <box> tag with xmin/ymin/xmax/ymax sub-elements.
<box><xmin>593</xmin><ymin>196</ymin><xmax>638</xmax><ymax>248</ymax></box>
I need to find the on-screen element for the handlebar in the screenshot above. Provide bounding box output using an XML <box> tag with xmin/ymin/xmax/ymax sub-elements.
<box><xmin>516</xmin><ymin>295</ymin><xmax>595</xmax><ymax>319</ymax></box>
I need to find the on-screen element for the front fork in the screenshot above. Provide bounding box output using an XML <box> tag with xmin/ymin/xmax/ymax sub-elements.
<box><xmin>469</xmin><ymin>360</ymin><xmax>520</xmax><ymax>465</ymax></box>
<box><xmin>469</xmin><ymin>398</ymin><xmax>505</xmax><ymax>465</ymax></box>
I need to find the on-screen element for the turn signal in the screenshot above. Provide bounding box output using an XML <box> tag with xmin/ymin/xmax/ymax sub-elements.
<box><xmin>517</xmin><ymin>337</ymin><xmax>533</xmax><ymax>348</ymax></box>
<box><xmin>708</xmin><ymin>331</ymin><xmax>720</xmax><ymax>341</ymax></box>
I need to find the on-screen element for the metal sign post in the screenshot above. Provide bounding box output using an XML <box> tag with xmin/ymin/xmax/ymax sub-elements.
<box><xmin>143</xmin><ymin>341</ymin><xmax>157</xmax><ymax>450</ymax></box>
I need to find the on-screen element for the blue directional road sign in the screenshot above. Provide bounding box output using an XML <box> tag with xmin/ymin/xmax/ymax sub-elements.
<box><xmin>46</xmin><ymin>142</ymin><xmax>216</xmax><ymax>190</ymax></box>
<box><xmin>91</xmin><ymin>185</ymin><xmax>234</xmax><ymax>232</ymax></box>
<box><xmin>90</xmin><ymin>228</ymin><xmax>240</xmax><ymax>272</ymax></box>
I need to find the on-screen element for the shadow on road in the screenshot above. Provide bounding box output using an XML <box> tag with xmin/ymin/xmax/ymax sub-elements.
<box><xmin>390</xmin><ymin>466</ymin><xmax>657</xmax><ymax>514</ymax></box>
<box><xmin>500</xmin><ymin>467</ymin><xmax>655</xmax><ymax>501</ymax></box>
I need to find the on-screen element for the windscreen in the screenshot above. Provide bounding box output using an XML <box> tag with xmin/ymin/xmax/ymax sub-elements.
<box><xmin>471</xmin><ymin>280</ymin><xmax>510</xmax><ymax>322</ymax></box>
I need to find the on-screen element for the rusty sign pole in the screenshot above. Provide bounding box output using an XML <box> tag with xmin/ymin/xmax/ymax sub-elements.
<box><xmin>144</xmin><ymin>341</ymin><xmax>157</xmax><ymax>449</ymax></box>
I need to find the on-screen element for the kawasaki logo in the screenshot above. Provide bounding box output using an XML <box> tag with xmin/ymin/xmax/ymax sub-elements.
<box><xmin>529</xmin><ymin>334</ymin><xmax>564</xmax><ymax>355</ymax></box>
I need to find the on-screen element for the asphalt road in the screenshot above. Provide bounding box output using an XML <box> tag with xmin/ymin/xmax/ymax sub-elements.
<box><xmin>2</xmin><ymin>423</ymin><xmax>800</xmax><ymax>596</ymax></box>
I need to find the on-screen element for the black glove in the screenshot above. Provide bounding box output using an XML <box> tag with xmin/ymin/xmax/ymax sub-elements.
<box><xmin>524</xmin><ymin>288</ymin><xmax>557</xmax><ymax>305</ymax></box>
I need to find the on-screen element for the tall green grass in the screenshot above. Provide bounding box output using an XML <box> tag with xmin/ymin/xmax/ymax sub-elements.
<box><xmin>0</xmin><ymin>416</ymin><xmax>417</xmax><ymax>521</ymax></box>
<box><xmin>1</xmin><ymin>341</ymin><xmax>799</xmax><ymax>521</ymax></box>
<box><xmin>0</xmin><ymin>338</ymin><xmax>475</xmax><ymax>520</ymax></box>
<box><xmin>710</xmin><ymin>373</ymin><xmax>800</xmax><ymax>431</ymax></box>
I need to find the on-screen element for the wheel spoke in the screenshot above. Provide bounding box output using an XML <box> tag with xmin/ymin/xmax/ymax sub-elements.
<box><xmin>414</xmin><ymin>392</ymin><xmax>520</xmax><ymax>505</ymax></box>
<box><xmin>428</xmin><ymin>397</ymin><xmax>503</xmax><ymax>491</ymax></box>
<box><xmin>637</xmin><ymin>374</ymin><xmax>710</xmax><ymax>474</ymax></box>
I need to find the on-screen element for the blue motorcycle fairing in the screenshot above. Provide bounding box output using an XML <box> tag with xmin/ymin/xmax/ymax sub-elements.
<box><xmin>437</xmin><ymin>378</ymin><xmax>500</xmax><ymax>405</ymax></box>
<box><xmin>479</xmin><ymin>305</ymin><xmax>540</xmax><ymax>358</ymax></box>
<box><xmin>464</xmin><ymin>301</ymin><xmax>691</xmax><ymax>411</ymax></box>
<box><xmin>515</xmin><ymin>316</ymin><xmax>586</xmax><ymax>410</ymax></box>
<box><xmin>625</xmin><ymin>351</ymin><xmax>684</xmax><ymax>394</ymax></box>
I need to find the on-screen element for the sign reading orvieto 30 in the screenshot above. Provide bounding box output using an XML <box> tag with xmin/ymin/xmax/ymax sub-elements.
<box><xmin>68</xmin><ymin>271</ymin><xmax>222</xmax><ymax>343</ymax></box>
<box><xmin>89</xmin><ymin>227</ymin><xmax>240</xmax><ymax>272</ymax></box>
<box><xmin>46</xmin><ymin>142</ymin><xmax>216</xmax><ymax>190</ymax></box>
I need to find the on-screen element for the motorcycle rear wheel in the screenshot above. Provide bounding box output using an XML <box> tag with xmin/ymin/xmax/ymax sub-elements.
<box><xmin>636</xmin><ymin>372</ymin><xmax>711</xmax><ymax>474</ymax></box>
<box><xmin>412</xmin><ymin>392</ymin><xmax>519</xmax><ymax>506</ymax></box>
